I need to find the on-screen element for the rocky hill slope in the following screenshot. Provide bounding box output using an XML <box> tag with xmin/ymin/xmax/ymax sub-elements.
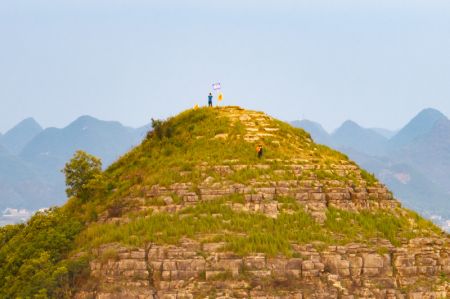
<box><xmin>292</xmin><ymin>109</ymin><xmax>450</xmax><ymax>230</ymax></box>
<box><xmin>0</xmin><ymin>106</ymin><xmax>448</xmax><ymax>298</ymax></box>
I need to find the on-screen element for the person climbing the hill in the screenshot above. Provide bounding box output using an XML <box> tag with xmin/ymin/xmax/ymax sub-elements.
<box><xmin>208</xmin><ymin>92</ymin><xmax>213</xmax><ymax>107</ymax></box>
<box><xmin>256</xmin><ymin>145</ymin><xmax>263</xmax><ymax>159</ymax></box>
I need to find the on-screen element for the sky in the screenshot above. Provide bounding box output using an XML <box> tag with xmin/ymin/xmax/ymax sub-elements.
<box><xmin>1</xmin><ymin>0</ymin><xmax>450</xmax><ymax>133</ymax></box>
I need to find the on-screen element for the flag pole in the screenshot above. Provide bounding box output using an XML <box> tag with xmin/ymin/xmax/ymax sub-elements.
<box><xmin>212</xmin><ymin>82</ymin><xmax>221</xmax><ymax>107</ymax></box>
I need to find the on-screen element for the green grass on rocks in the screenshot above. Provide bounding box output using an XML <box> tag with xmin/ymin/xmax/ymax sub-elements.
<box><xmin>74</xmin><ymin>197</ymin><xmax>443</xmax><ymax>257</ymax></box>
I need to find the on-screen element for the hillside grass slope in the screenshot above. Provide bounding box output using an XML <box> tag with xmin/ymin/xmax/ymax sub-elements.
<box><xmin>0</xmin><ymin>106</ymin><xmax>447</xmax><ymax>298</ymax></box>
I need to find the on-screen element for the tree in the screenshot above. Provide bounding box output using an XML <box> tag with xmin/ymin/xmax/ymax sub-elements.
<box><xmin>62</xmin><ymin>150</ymin><xmax>102</xmax><ymax>201</ymax></box>
<box><xmin>0</xmin><ymin>208</ymin><xmax>84</xmax><ymax>298</ymax></box>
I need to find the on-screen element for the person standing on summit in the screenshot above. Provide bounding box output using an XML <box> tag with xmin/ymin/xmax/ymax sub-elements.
<box><xmin>208</xmin><ymin>92</ymin><xmax>213</xmax><ymax>107</ymax></box>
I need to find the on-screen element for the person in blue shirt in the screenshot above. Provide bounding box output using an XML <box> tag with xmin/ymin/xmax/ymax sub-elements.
<box><xmin>208</xmin><ymin>93</ymin><xmax>213</xmax><ymax>107</ymax></box>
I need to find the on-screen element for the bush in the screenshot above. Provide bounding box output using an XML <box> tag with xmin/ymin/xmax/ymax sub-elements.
<box><xmin>151</xmin><ymin>118</ymin><xmax>173</xmax><ymax>139</ymax></box>
<box><xmin>62</xmin><ymin>150</ymin><xmax>103</xmax><ymax>201</ymax></box>
<box><xmin>0</xmin><ymin>208</ymin><xmax>84</xmax><ymax>298</ymax></box>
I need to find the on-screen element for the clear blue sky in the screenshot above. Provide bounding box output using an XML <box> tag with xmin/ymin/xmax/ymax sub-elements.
<box><xmin>1</xmin><ymin>0</ymin><xmax>450</xmax><ymax>133</ymax></box>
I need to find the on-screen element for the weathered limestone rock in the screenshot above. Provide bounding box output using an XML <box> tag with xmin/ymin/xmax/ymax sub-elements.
<box><xmin>75</xmin><ymin>237</ymin><xmax>449</xmax><ymax>298</ymax></box>
<box><xmin>131</xmin><ymin>171</ymin><xmax>400</xmax><ymax>224</ymax></box>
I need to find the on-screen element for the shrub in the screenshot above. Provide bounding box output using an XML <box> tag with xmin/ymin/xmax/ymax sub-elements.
<box><xmin>62</xmin><ymin>150</ymin><xmax>103</xmax><ymax>202</ymax></box>
<box><xmin>0</xmin><ymin>208</ymin><xmax>84</xmax><ymax>298</ymax></box>
<box><xmin>151</xmin><ymin>118</ymin><xmax>173</xmax><ymax>139</ymax></box>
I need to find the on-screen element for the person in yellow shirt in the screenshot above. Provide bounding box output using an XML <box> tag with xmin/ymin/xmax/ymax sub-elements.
<box><xmin>256</xmin><ymin>145</ymin><xmax>263</xmax><ymax>159</ymax></box>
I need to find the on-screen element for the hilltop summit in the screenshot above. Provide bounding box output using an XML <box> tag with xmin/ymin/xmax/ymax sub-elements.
<box><xmin>101</xmin><ymin>106</ymin><xmax>398</xmax><ymax>223</ymax></box>
<box><xmin>0</xmin><ymin>117</ymin><xmax>42</xmax><ymax>154</ymax></box>
<box><xmin>0</xmin><ymin>106</ymin><xmax>448</xmax><ymax>298</ymax></box>
<box><xmin>389</xmin><ymin>108</ymin><xmax>448</xmax><ymax>149</ymax></box>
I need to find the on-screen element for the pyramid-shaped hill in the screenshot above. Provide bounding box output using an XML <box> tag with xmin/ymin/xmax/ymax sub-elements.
<box><xmin>1</xmin><ymin>106</ymin><xmax>449</xmax><ymax>298</ymax></box>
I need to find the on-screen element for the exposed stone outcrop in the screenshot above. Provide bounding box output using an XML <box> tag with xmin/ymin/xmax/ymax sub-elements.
<box><xmin>111</xmin><ymin>176</ymin><xmax>398</xmax><ymax>223</ymax></box>
<box><xmin>75</xmin><ymin>237</ymin><xmax>449</xmax><ymax>299</ymax></box>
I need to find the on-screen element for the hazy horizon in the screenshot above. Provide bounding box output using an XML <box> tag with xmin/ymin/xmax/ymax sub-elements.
<box><xmin>2</xmin><ymin>0</ymin><xmax>450</xmax><ymax>133</ymax></box>
<box><xmin>1</xmin><ymin>106</ymin><xmax>446</xmax><ymax>136</ymax></box>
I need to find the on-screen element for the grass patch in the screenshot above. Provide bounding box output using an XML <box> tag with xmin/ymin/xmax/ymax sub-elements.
<box><xmin>360</xmin><ymin>169</ymin><xmax>378</xmax><ymax>186</ymax></box>
<box><xmin>75</xmin><ymin>200</ymin><xmax>326</xmax><ymax>256</ymax></box>
<box><xmin>75</xmin><ymin>199</ymin><xmax>443</xmax><ymax>257</ymax></box>
<box><xmin>324</xmin><ymin>207</ymin><xmax>441</xmax><ymax>246</ymax></box>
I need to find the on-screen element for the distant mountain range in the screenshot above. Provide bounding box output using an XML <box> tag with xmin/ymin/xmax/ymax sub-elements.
<box><xmin>0</xmin><ymin>116</ymin><xmax>149</xmax><ymax>215</ymax></box>
<box><xmin>292</xmin><ymin>108</ymin><xmax>450</xmax><ymax>230</ymax></box>
<box><xmin>1</xmin><ymin>118</ymin><xmax>43</xmax><ymax>155</ymax></box>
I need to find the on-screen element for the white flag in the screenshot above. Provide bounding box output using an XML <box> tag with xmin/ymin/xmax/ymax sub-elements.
<box><xmin>212</xmin><ymin>82</ymin><xmax>221</xmax><ymax>90</ymax></box>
